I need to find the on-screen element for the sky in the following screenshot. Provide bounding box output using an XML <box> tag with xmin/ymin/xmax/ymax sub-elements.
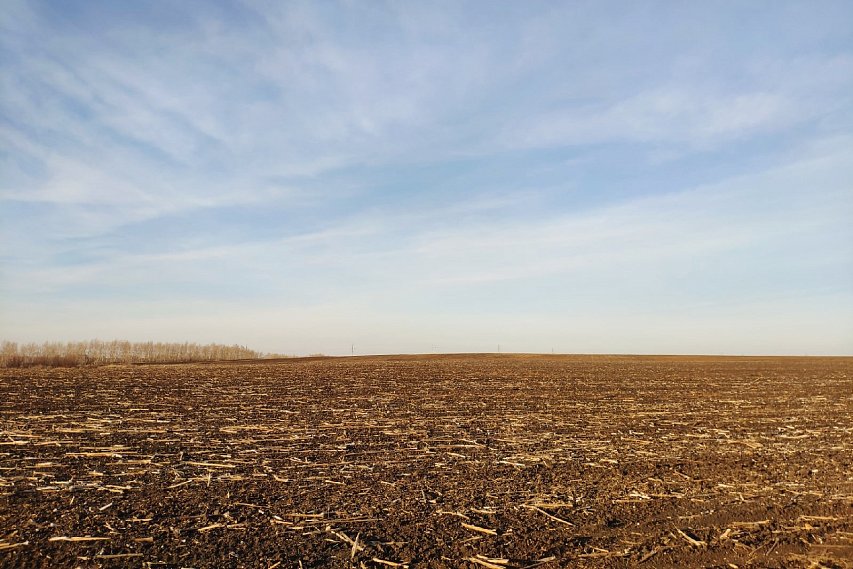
<box><xmin>1</xmin><ymin>1</ymin><xmax>852</xmax><ymax>356</ymax></box>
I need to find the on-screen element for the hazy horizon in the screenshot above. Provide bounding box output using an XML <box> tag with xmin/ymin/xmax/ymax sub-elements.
<box><xmin>2</xmin><ymin>1</ymin><xmax>852</xmax><ymax>356</ymax></box>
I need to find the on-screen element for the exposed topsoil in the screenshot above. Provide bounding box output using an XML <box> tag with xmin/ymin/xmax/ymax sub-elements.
<box><xmin>0</xmin><ymin>354</ymin><xmax>851</xmax><ymax>568</ymax></box>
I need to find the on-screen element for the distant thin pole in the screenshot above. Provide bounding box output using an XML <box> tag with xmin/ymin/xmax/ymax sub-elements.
<box><xmin>351</xmin><ymin>344</ymin><xmax>354</xmax><ymax>356</ymax></box>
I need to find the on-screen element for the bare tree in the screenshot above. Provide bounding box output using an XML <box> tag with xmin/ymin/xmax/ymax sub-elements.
<box><xmin>0</xmin><ymin>340</ymin><xmax>262</xmax><ymax>367</ymax></box>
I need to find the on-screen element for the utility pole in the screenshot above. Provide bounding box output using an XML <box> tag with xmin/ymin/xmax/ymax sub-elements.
<box><xmin>351</xmin><ymin>344</ymin><xmax>354</xmax><ymax>356</ymax></box>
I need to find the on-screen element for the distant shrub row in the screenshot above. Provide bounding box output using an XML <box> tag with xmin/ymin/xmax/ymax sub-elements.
<box><xmin>0</xmin><ymin>340</ymin><xmax>262</xmax><ymax>368</ymax></box>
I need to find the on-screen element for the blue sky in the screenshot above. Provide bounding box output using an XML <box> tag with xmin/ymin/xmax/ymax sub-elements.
<box><xmin>1</xmin><ymin>1</ymin><xmax>852</xmax><ymax>355</ymax></box>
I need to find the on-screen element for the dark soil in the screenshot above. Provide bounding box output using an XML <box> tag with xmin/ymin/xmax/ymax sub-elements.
<box><xmin>1</xmin><ymin>355</ymin><xmax>851</xmax><ymax>568</ymax></box>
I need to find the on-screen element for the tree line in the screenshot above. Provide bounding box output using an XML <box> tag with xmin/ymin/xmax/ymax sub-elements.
<box><xmin>0</xmin><ymin>340</ymin><xmax>263</xmax><ymax>367</ymax></box>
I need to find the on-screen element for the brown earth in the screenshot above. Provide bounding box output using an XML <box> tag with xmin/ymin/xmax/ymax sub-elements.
<box><xmin>0</xmin><ymin>354</ymin><xmax>851</xmax><ymax>568</ymax></box>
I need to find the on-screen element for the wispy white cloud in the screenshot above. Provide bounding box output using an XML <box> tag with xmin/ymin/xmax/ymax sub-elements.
<box><xmin>7</xmin><ymin>134</ymin><xmax>849</xmax><ymax>298</ymax></box>
<box><xmin>507</xmin><ymin>83</ymin><xmax>826</xmax><ymax>151</ymax></box>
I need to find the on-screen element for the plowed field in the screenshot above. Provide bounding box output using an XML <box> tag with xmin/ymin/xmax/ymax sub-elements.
<box><xmin>1</xmin><ymin>355</ymin><xmax>851</xmax><ymax>568</ymax></box>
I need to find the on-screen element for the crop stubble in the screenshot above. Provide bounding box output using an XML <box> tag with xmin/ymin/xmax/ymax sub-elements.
<box><xmin>0</xmin><ymin>355</ymin><xmax>851</xmax><ymax>568</ymax></box>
